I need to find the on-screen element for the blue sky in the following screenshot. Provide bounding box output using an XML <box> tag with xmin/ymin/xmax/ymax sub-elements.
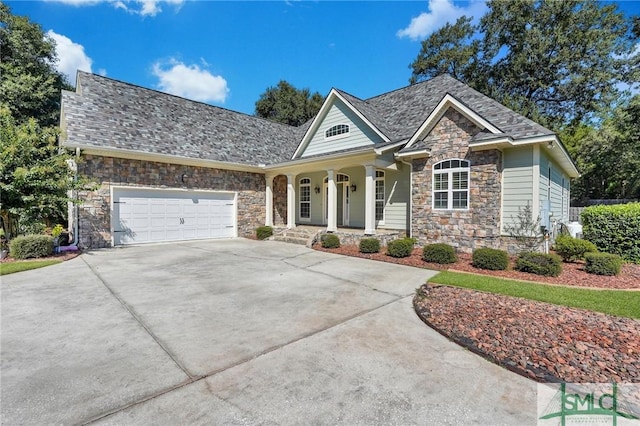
<box><xmin>7</xmin><ymin>0</ymin><xmax>640</xmax><ymax>115</ymax></box>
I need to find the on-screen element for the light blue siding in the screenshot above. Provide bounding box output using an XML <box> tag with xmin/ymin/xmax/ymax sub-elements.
<box><xmin>380</xmin><ymin>163</ymin><xmax>410</xmax><ymax>230</ymax></box>
<box><xmin>539</xmin><ymin>152</ymin><xmax>570</xmax><ymax>224</ymax></box>
<box><xmin>300</xmin><ymin>99</ymin><xmax>383</xmax><ymax>157</ymax></box>
<box><xmin>502</xmin><ymin>146</ymin><xmax>534</xmax><ymax>232</ymax></box>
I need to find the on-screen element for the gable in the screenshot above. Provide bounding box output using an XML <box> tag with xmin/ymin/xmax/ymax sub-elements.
<box><xmin>298</xmin><ymin>98</ymin><xmax>385</xmax><ymax>158</ymax></box>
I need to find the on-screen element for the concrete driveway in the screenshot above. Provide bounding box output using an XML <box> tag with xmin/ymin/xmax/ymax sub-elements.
<box><xmin>1</xmin><ymin>239</ymin><xmax>537</xmax><ymax>425</ymax></box>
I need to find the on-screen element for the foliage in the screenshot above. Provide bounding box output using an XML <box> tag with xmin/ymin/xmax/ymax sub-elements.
<box><xmin>255</xmin><ymin>226</ymin><xmax>273</xmax><ymax>240</ymax></box>
<box><xmin>359</xmin><ymin>238</ymin><xmax>380</xmax><ymax>254</ymax></box>
<box><xmin>427</xmin><ymin>272</ymin><xmax>639</xmax><ymax>319</ymax></box>
<box><xmin>255</xmin><ymin>80</ymin><xmax>324</xmax><ymax>126</ymax></box>
<box><xmin>581</xmin><ymin>203</ymin><xmax>640</xmax><ymax>263</ymax></box>
<box><xmin>503</xmin><ymin>203</ymin><xmax>544</xmax><ymax>254</ymax></box>
<box><xmin>553</xmin><ymin>234</ymin><xmax>598</xmax><ymax>263</ymax></box>
<box><xmin>515</xmin><ymin>252</ymin><xmax>562</xmax><ymax>277</ymax></box>
<box><xmin>584</xmin><ymin>253</ymin><xmax>623</xmax><ymax>276</ymax></box>
<box><xmin>471</xmin><ymin>247</ymin><xmax>509</xmax><ymax>270</ymax></box>
<box><xmin>422</xmin><ymin>243</ymin><xmax>457</xmax><ymax>264</ymax></box>
<box><xmin>0</xmin><ymin>3</ymin><xmax>71</xmax><ymax>127</ymax></box>
<box><xmin>9</xmin><ymin>234</ymin><xmax>54</xmax><ymax>259</ymax></box>
<box><xmin>0</xmin><ymin>259</ymin><xmax>61</xmax><ymax>275</ymax></box>
<box><xmin>386</xmin><ymin>237</ymin><xmax>415</xmax><ymax>258</ymax></box>
<box><xmin>320</xmin><ymin>233</ymin><xmax>340</xmax><ymax>249</ymax></box>
<box><xmin>409</xmin><ymin>0</ymin><xmax>638</xmax><ymax>130</ymax></box>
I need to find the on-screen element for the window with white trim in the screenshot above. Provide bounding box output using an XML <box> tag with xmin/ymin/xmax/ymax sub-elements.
<box><xmin>433</xmin><ymin>159</ymin><xmax>470</xmax><ymax>210</ymax></box>
<box><xmin>375</xmin><ymin>170</ymin><xmax>385</xmax><ymax>221</ymax></box>
<box><xmin>299</xmin><ymin>178</ymin><xmax>311</xmax><ymax>220</ymax></box>
<box><xmin>325</xmin><ymin>124</ymin><xmax>350</xmax><ymax>139</ymax></box>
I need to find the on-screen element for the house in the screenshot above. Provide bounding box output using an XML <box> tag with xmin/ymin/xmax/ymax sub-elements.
<box><xmin>60</xmin><ymin>71</ymin><xmax>578</xmax><ymax>252</ymax></box>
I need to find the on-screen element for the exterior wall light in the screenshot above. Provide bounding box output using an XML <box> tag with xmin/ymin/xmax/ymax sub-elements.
<box><xmin>314</xmin><ymin>184</ymin><xmax>321</xmax><ymax>194</ymax></box>
<box><xmin>350</xmin><ymin>184</ymin><xmax>357</xmax><ymax>192</ymax></box>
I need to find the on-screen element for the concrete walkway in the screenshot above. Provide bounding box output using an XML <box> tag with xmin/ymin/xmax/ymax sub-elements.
<box><xmin>1</xmin><ymin>239</ymin><xmax>537</xmax><ymax>425</ymax></box>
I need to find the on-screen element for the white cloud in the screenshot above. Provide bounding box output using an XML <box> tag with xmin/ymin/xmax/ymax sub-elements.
<box><xmin>46</xmin><ymin>0</ymin><xmax>184</xmax><ymax>16</ymax></box>
<box><xmin>152</xmin><ymin>59</ymin><xmax>229</xmax><ymax>104</ymax></box>
<box><xmin>47</xmin><ymin>30</ymin><xmax>93</xmax><ymax>84</ymax></box>
<box><xmin>397</xmin><ymin>0</ymin><xmax>487</xmax><ymax>41</ymax></box>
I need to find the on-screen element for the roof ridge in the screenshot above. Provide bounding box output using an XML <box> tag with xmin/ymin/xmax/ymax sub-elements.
<box><xmin>364</xmin><ymin>74</ymin><xmax>454</xmax><ymax>102</ymax></box>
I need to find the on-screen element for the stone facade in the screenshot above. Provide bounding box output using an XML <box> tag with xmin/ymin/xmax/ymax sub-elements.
<box><xmin>411</xmin><ymin>110</ymin><xmax>503</xmax><ymax>253</ymax></box>
<box><xmin>272</xmin><ymin>175</ymin><xmax>288</xmax><ymax>226</ymax></box>
<box><xmin>76</xmin><ymin>155</ymin><xmax>265</xmax><ymax>249</ymax></box>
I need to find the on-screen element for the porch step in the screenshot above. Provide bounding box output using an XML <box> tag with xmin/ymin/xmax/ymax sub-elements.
<box><xmin>270</xmin><ymin>227</ymin><xmax>321</xmax><ymax>247</ymax></box>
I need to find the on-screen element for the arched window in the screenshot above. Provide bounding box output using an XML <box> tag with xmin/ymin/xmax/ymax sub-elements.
<box><xmin>433</xmin><ymin>159</ymin><xmax>470</xmax><ymax>210</ymax></box>
<box><xmin>375</xmin><ymin>170</ymin><xmax>385</xmax><ymax>222</ymax></box>
<box><xmin>299</xmin><ymin>177</ymin><xmax>311</xmax><ymax>221</ymax></box>
<box><xmin>325</xmin><ymin>124</ymin><xmax>350</xmax><ymax>139</ymax></box>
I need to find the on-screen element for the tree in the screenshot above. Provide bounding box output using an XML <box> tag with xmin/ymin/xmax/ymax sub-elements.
<box><xmin>0</xmin><ymin>3</ymin><xmax>71</xmax><ymax>127</ymax></box>
<box><xmin>409</xmin><ymin>0</ymin><xmax>638</xmax><ymax>130</ymax></box>
<box><xmin>255</xmin><ymin>80</ymin><xmax>324</xmax><ymax>126</ymax></box>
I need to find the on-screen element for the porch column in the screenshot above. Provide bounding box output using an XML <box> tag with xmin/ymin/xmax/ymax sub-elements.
<box><xmin>364</xmin><ymin>165</ymin><xmax>376</xmax><ymax>235</ymax></box>
<box><xmin>286</xmin><ymin>174</ymin><xmax>295</xmax><ymax>229</ymax></box>
<box><xmin>265</xmin><ymin>174</ymin><xmax>274</xmax><ymax>227</ymax></box>
<box><xmin>326</xmin><ymin>169</ymin><xmax>337</xmax><ymax>232</ymax></box>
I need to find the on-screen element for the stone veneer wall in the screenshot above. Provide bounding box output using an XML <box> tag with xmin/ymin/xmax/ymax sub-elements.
<box><xmin>76</xmin><ymin>155</ymin><xmax>265</xmax><ymax>249</ymax></box>
<box><xmin>272</xmin><ymin>175</ymin><xmax>287</xmax><ymax>226</ymax></box>
<box><xmin>411</xmin><ymin>110</ymin><xmax>502</xmax><ymax>253</ymax></box>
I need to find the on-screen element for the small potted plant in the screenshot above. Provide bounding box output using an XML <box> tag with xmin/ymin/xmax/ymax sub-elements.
<box><xmin>51</xmin><ymin>224</ymin><xmax>64</xmax><ymax>253</ymax></box>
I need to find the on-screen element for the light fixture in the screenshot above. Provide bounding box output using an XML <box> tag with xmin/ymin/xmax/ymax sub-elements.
<box><xmin>350</xmin><ymin>184</ymin><xmax>357</xmax><ymax>192</ymax></box>
<box><xmin>181</xmin><ymin>173</ymin><xmax>189</xmax><ymax>184</ymax></box>
<box><xmin>314</xmin><ymin>184</ymin><xmax>321</xmax><ymax>194</ymax></box>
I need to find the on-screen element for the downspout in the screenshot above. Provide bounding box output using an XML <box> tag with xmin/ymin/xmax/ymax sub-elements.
<box><xmin>72</xmin><ymin>148</ymin><xmax>80</xmax><ymax>247</ymax></box>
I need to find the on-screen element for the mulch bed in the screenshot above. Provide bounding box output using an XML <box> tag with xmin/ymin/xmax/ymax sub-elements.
<box><xmin>315</xmin><ymin>243</ymin><xmax>640</xmax><ymax>383</ymax></box>
<box><xmin>1</xmin><ymin>250</ymin><xmax>82</xmax><ymax>264</ymax></box>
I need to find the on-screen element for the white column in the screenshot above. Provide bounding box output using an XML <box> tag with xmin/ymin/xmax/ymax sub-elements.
<box><xmin>265</xmin><ymin>175</ymin><xmax>274</xmax><ymax>227</ymax></box>
<box><xmin>326</xmin><ymin>169</ymin><xmax>337</xmax><ymax>232</ymax></box>
<box><xmin>286</xmin><ymin>174</ymin><xmax>295</xmax><ymax>229</ymax></box>
<box><xmin>364</xmin><ymin>165</ymin><xmax>376</xmax><ymax>235</ymax></box>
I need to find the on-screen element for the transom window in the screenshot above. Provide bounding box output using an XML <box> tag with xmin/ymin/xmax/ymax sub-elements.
<box><xmin>433</xmin><ymin>159</ymin><xmax>470</xmax><ymax>210</ymax></box>
<box><xmin>375</xmin><ymin>170</ymin><xmax>385</xmax><ymax>221</ymax></box>
<box><xmin>299</xmin><ymin>177</ymin><xmax>311</xmax><ymax>220</ymax></box>
<box><xmin>325</xmin><ymin>124</ymin><xmax>350</xmax><ymax>139</ymax></box>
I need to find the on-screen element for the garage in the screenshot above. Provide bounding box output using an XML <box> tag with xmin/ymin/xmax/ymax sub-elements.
<box><xmin>112</xmin><ymin>188</ymin><xmax>236</xmax><ymax>245</ymax></box>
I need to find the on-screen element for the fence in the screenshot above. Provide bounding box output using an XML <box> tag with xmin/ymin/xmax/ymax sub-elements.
<box><xmin>569</xmin><ymin>199</ymin><xmax>638</xmax><ymax>223</ymax></box>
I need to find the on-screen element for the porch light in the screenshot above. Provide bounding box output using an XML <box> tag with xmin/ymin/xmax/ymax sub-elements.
<box><xmin>350</xmin><ymin>184</ymin><xmax>357</xmax><ymax>192</ymax></box>
<box><xmin>314</xmin><ymin>184</ymin><xmax>321</xmax><ymax>194</ymax></box>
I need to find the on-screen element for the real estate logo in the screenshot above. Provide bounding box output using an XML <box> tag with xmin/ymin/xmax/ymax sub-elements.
<box><xmin>537</xmin><ymin>383</ymin><xmax>640</xmax><ymax>426</ymax></box>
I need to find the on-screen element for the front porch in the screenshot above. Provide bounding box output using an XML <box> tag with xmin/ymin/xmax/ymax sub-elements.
<box><xmin>270</xmin><ymin>225</ymin><xmax>405</xmax><ymax>248</ymax></box>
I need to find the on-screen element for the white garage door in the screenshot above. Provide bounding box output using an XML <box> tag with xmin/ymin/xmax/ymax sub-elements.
<box><xmin>112</xmin><ymin>188</ymin><xmax>236</xmax><ymax>245</ymax></box>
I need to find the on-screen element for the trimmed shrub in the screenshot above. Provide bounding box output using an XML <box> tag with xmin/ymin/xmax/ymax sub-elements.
<box><xmin>581</xmin><ymin>202</ymin><xmax>640</xmax><ymax>264</ymax></box>
<box><xmin>256</xmin><ymin>226</ymin><xmax>273</xmax><ymax>240</ymax></box>
<box><xmin>387</xmin><ymin>238</ymin><xmax>415</xmax><ymax>258</ymax></box>
<box><xmin>472</xmin><ymin>248</ymin><xmax>509</xmax><ymax>270</ymax></box>
<box><xmin>359</xmin><ymin>238</ymin><xmax>380</xmax><ymax>254</ymax></box>
<box><xmin>584</xmin><ymin>252</ymin><xmax>623</xmax><ymax>276</ymax></box>
<box><xmin>9</xmin><ymin>235</ymin><xmax>54</xmax><ymax>259</ymax></box>
<box><xmin>515</xmin><ymin>252</ymin><xmax>562</xmax><ymax>277</ymax></box>
<box><xmin>422</xmin><ymin>243</ymin><xmax>457</xmax><ymax>264</ymax></box>
<box><xmin>553</xmin><ymin>234</ymin><xmax>598</xmax><ymax>262</ymax></box>
<box><xmin>321</xmin><ymin>233</ymin><xmax>340</xmax><ymax>249</ymax></box>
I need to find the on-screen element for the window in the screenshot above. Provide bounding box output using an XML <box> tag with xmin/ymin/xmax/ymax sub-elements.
<box><xmin>433</xmin><ymin>159</ymin><xmax>470</xmax><ymax>210</ymax></box>
<box><xmin>299</xmin><ymin>178</ymin><xmax>311</xmax><ymax>220</ymax></box>
<box><xmin>325</xmin><ymin>124</ymin><xmax>350</xmax><ymax>139</ymax></box>
<box><xmin>375</xmin><ymin>170</ymin><xmax>385</xmax><ymax>221</ymax></box>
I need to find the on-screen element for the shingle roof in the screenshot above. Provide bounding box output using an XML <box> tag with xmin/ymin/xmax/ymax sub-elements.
<box><xmin>61</xmin><ymin>72</ymin><xmax>555</xmax><ymax>167</ymax></box>
<box><xmin>61</xmin><ymin>72</ymin><xmax>301</xmax><ymax>166</ymax></box>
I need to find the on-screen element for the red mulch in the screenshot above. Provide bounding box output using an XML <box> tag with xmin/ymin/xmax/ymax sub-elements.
<box><xmin>315</xmin><ymin>244</ymin><xmax>640</xmax><ymax>383</ymax></box>
<box><xmin>1</xmin><ymin>251</ymin><xmax>82</xmax><ymax>264</ymax></box>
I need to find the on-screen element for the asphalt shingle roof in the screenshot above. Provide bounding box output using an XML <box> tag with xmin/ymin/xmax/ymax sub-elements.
<box><xmin>61</xmin><ymin>72</ymin><xmax>556</xmax><ymax>167</ymax></box>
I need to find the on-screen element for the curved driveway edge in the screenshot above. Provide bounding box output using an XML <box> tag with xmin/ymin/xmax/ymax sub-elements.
<box><xmin>1</xmin><ymin>238</ymin><xmax>537</xmax><ymax>424</ymax></box>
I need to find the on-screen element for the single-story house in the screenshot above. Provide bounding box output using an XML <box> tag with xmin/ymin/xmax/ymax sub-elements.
<box><xmin>60</xmin><ymin>71</ymin><xmax>578</xmax><ymax>252</ymax></box>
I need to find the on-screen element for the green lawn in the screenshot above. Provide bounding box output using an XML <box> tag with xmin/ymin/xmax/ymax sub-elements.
<box><xmin>428</xmin><ymin>271</ymin><xmax>640</xmax><ymax>319</ymax></box>
<box><xmin>0</xmin><ymin>260</ymin><xmax>62</xmax><ymax>276</ymax></box>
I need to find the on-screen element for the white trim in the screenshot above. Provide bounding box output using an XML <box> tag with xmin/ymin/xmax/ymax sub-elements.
<box><xmin>431</xmin><ymin>159</ymin><xmax>470</xmax><ymax>211</ymax></box>
<box><xmin>292</xmin><ymin>89</ymin><xmax>390</xmax><ymax>159</ymax></box>
<box><xmin>298</xmin><ymin>177</ymin><xmax>312</xmax><ymax>223</ymax></box>
<box><xmin>375</xmin><ymin>169</ymin><xmax>385</xmax><ymax>225</ymax></box>
<box><xmin>532</xmin><ymin>145</ymin><xmax>541</xmax><ymax>222</ymax></box>
<box><xmin>374</xmin><ymin>140</ymin><xmax>408</xmax><ymax>155</ymax></box>
<box><xmin>286</xmin><ymin>175</ymin><xmax>295</xmax><ymax>229</ymax></box>
<box><xmin>404</xmin><ymin>93</ymin><xmax>502</xmax><ymax>150</ymax></box>
<box><xmin>394</xmin><ymin>149</ymin><xmax>430</xmax><ymax>160</ymax></box>
<box><xmin>324</xmin><ymin>123</ymin><xmax>350</xmax><ymax>140</ymax></box>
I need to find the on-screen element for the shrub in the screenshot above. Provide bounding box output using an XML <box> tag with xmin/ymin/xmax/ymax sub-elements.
<box><xmin>553</xmin><ymin>234</ymin><xmax>598</xmax><ymax>262</ymax></box>
<box><xmin>472</xmin><ymin>248</ymin><xmax>509</xmax><ymax>270</ymax></box>
<box><xmin>321</xmin><ymin>233</ymin><xmax>340</xmax><ymax>249</ymax></box>
<box><xmin>515</xmin><ymin>252</ymin><xmax>562</xmax><ymax>277</ymax></box>
<box><xmin>503</xmin><ymin>202</ymin><xmax>544</xmax><ymax>253</ymax></box>
<box><xmin>9</xmin><ymin>235</ymin><xmax>54</xmax><ymax>259</ymax></box>
<box><xmin>422</xmin><ymin>243</ymin><xmax>457</xmax><ymax>264</ymax></box>
<box><xmin>256</xmin><ymin>226</ymin><xmax>273</xmax><ymax>240</ymax></box>
<box><xmin>359</xmin><ymin>238</ymin><xmax>380</xmax><ymax>254</ymax></box>
<box><xmin>387</xmin><ymin>238</ymin><xmax>415</xmax><ymax>258</ymax></box>
<box><xmin>581</xmin><ymin>202</ymin><xmax>640</xmax><ymax>264</ymax></box>
<box><xmin>584</xmin><ymin>252</ymin><xmax>623</xmax><ymax>276</ymax></box>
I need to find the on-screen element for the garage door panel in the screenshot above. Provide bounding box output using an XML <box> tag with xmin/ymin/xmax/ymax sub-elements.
<box><xmin>113</xmin><ymin>189</ymin><xmax>236</xmax><ymax>245</ymax></box>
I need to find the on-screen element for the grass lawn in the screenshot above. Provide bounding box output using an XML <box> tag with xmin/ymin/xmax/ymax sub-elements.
<box><xmin>429</xmin><ymin>271</ymin><xmax>640</xmax><ymax>319</ymax></box>
<box><xmin>0</xmin><ymin>260</ymin><xmax>62</xmax><ymax>276</ymax></box>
